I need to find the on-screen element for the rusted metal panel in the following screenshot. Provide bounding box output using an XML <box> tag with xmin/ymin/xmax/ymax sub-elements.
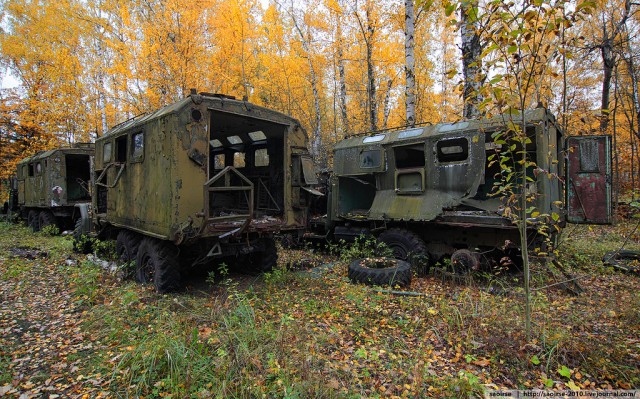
<box><xmin>566</xmin><ymin>135</ymin><xmax>612</xmax><ymax>224</ymax></box>
<box><xmin>94</xmin><ymin>92</ymin><xmax>313</xmax><ymax>244</ymax></box>
<box><xmin>16</xmin><ymin>146</ymin><xmax>94</xmax><ymax>209</ymax></box>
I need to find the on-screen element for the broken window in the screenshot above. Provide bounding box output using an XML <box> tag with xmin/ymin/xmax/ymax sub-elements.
<box><xmin>131</xmin><ymin>132</ymin><xmax>144</xmax><ymax>161</ymax></box>
<box><xmin>28</xmin><ymin>164</ymin><xmax>34</xmax><ymax>177</ymax></box>
<box><xmin>394</xmin><ymin>144</ymin><xmax>425</xmax><ymax>168</ymax></box>
<box><xmin>233</xmin><ymin>152</ymin><xmax>246</xmax><ymax>168</ymax></box>
<box><xmin>214</xmin><ymin>154</ymin><xmax>225</xmax><ymax>170</ymax></box>
<box><xmin>437</xmin><ymin>137</ymin><xmax>469</xmax><ymax>163</ymax></box>
<box><xmin>115</xmin><ymin>135</ymin><xmax>127</xmax><ymax>163</ymax></box>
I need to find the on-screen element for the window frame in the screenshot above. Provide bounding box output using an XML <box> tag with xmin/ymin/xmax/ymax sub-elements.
<box><xmin>436</xmin><ymin>137</ymin><xmax>470</xmax><ymax>164</ymax></box>
<box><xmin>130</xmin><ymin>131</ymin><xmax>145</xmax><ymax>163</ymax></box>
<box><xmin>103</xmin><ymin>141</ymin><xmax>113</xmax><ymax>164</ymax></box>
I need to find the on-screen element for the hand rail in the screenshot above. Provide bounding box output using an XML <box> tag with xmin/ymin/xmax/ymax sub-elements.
<box><xmin>95</xmin><ymin>162</ymin><xmax>126</xmax><ymax>188</ymax></box>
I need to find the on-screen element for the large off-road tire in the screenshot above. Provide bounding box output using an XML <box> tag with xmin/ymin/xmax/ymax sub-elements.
<box><xmin>250</xmin><ymin>237</ymin><xmax>278</xmax><ymax>273</ymax></box>
<box><xmin>135</xmin><ymin>238</ymin><xmax>181</xmax><ymax>293</ymax></box>
<box><xmin>38</xmin><ymin>211</ymin><xmax>57</xmax><ymax>231</ymax></box>
<box><xmin>348</xmin><ymin>258</ymin><xmax>412</xmax><ymax>287</ymax></box>
<box><xmin>378</xmin><ymin>228</ymin><xmax>430</xmax><ymax>274</ymax></box>
<box><xmin>72</xmin><ymin>218</ymin><xmax>93</xmax><ymax>254</ymax></box>
<box><xmin>27</xmin><ymin>210</ymin><xmax>40</xmax><ymax>232</ymax></box>
<box><xmin>116</xmin><ymin>230</ymin><xmax>141</xmax><ymax>275</ymax></box>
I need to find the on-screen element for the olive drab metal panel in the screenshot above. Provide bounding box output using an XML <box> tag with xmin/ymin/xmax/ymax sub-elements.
<box><xmin>566</xmin><ymin>135</ymin><xmax>612</xmax><ymax>224</ymax></box>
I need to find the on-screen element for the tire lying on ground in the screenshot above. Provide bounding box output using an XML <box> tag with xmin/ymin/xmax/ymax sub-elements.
<box><xmin>348</xmin><ymin>258</ymin><xmax>412</xmax><ymax>287</ymax></box>
<box><xmin>602</xmin><ymin>250</ymin><xmax>640</xmax><ymax>272</ymax></box>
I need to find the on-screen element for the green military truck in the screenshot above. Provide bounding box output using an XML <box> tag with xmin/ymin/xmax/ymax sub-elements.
<box><xmin>75</xmin><ymin>91</ymin><xmax>318</xmax><ymax>292</ymax></box>
<box><xmin>315</xmin><ymin>107</ymin><xmax>611</xmax><ymax>277</ymax></box>
<box><xmin>14</xmin><ymin>144</ymin><xmax>94</xmax><ymax>232</ymax></box>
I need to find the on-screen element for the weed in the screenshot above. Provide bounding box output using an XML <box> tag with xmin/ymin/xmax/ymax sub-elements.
<box><xmin>71</xmin><ymin>259</ymin><xmax>105</xmax><ymax>306</ymax></box>
<box><xmin>263</xmin><ymin>265</ymin><xmax>292</xmax><ymax>286</ymax></box>
<box><xmin>329</xmin><ymin>235</ymin><xmax>392</xmax><ymax>263</ymax></box>
<box><xmin>93</xmin><ymin>239</ymin><xmax>117</xmax><ymax>261</ymax></box>
<box><xmin>39</xmin><ymin>224</ymin><xmax>60</xmax><ymax>236</ymax></box>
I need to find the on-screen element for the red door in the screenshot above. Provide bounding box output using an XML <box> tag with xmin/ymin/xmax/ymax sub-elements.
<box><xmin>566</xmin><ymin>135</ymin><xmax>612</xmax><ymax>224</ymax></box>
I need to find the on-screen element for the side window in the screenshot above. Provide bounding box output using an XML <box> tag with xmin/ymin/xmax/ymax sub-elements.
<box><xmin>255</xmin><ymin>148</ymin><xmax>269</xmax><ymax>167</ymax></box>
<box><xmin>578</xmin><ymin>139</ymin><xmax>599</xmax><ymax>173</ymax></box>
<box><xmin>131</xmin><ymin>132</ymin><xmax>144</xmax><ymax>162</ymax></box>
<box><xmin>103</xmin><ymin>142</ymin><xmax>113</xmax><ymax>163</ymax></box>
<box><xmin>28</xmin><ymin>164</ymin><xmax>34</xmax><ymax>177</ymax></box>
<box><xmin>394</xmin><ymin>144</ymin><xmax>425</xmax><ymax>168</ymax></box>
<box><xmin>233</xmin><ymin>152</ymin><xmax>246</xmax><ymax>168</ymax></box>
<box><xmin>214</xmin><ymin>154</ymin><xmax>225</xmax><ymax>170</ymax></box>
<box><xmin>437</xmin><ymin>137</ymin><xmax>469</xmax><ymax>163</ymax></box>
<box><xmin>116</xmin><ymin>135</ymin><xmax>127</xmax><ymax>162</ymax></box>
<box><xmin>35</xmin><ymin>162</ymin><xmax>42</xmax><ymax>175</ymax></box>
<box><xmin>360</xmin><ymin>149</ymin><xmax>382</xmax><ymax>169</ymax></box>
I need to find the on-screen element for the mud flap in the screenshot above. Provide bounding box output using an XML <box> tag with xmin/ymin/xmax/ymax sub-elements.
<box><xmin>75</xmin><ymin>203</ymin><xmax>92</xmax><ymax>235</ymax></box>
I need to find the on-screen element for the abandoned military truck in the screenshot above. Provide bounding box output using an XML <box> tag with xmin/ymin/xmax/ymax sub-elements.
<box><xmin>318</xmin><ymin>107</ymin><xmax>611</xmax><ymax>272</ymax></box>
<box><xmin>15</xmin><ymin>144</ymin><xmax>94</xmax><ymax>232</ymax></box>
<box><xmin>75</xmin><ymin>92</ymin><xmax>318</xmax><ymax>292</ymax></box>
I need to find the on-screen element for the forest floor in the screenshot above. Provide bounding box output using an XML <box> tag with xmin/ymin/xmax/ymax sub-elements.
<box><xmin>0</xmin><ymin>219</ymin><xmax>639</xmax><ymax>398</ymax></box>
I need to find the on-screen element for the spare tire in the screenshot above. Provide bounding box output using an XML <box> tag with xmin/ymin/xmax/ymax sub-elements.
<box><xmin>348</xmin><ymin>258</ymin><xmax>411</xmax><ymax>287</ymax></box>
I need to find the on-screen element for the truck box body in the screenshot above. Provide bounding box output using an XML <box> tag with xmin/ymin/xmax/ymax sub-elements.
<box><xmin>15</xmin><ymin>144</ymin><xmax>93</xmax><ymax>230</ymax></box>
<box><xmin>93</xmin><ymin>93</ymin><xmax>316</xmax><ymax>244</ymax></box>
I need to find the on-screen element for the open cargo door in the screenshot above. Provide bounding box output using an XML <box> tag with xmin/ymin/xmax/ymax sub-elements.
<box><xmin>566</xmin><ymin>135</ymin><xmax>612</xmax><ymax>224</ymax></box>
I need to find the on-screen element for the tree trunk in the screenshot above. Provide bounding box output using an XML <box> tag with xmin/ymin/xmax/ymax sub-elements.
<box><xmin>597</xmin><ymin>0</ymin><xmax>631</xmax><ymax>132</ymax></box>
<box><xmin>383</xmin><ymin>79</ymin><xmax>393</xmax><ymax>129</ymax></box>
<box><xmin>289</xmin><ymin>3</ymin><xmax>323</xmax><ymax>165</ymax></box>
<box><xmin>366</xmin><ymin>4</ymin><xmax>377</xmax><ymax>132</ymax></box>
<box><xmin>405</xmin><ymin>0</ymin><xmax>416</xmax><ymax>127</ymax></box>
<box><xmin>601</xmin><ymin>40</ymin><xmax>615</xmax><ymax>132</ymax></box>
<box><xmin>336</xmin><ymin>16</ymin><xmax>349</xmax><ymax>135</ymax></box>
<box><xmin>461</xmin><ymin>0</ymin><xmax>483</xmax><ymax>119</ymax></box>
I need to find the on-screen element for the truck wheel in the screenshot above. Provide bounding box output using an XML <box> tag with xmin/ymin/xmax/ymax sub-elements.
<box><xmin>135</xmin><ymin>238</ymin><xmax>180</xmax><ymax>293</ymax></box>
<box><xmin>38</xmin><ymin>211</ymin><xmax>57</xmax><ymax>231</ymax></box>
<box><xmin>450</xmin><ymin>249</ymin><xmax>480</xmax><ymax>274</ymax></box>
<box><xmin>251</xmin><ymin>237</ymin><xmax>278</xmax><ymax>273</ymax></box>
<box><xmin>27</xmin><ymin>210</ymin><xmax>40</xmax><ymax>232</ymax></box>
<box><xmin>116</xmin><ymin>230</ymin><xmax>141</xmax><ymax>272</ymax></box>
<box><xmin>72</xmin><ymin>218</ymin><xmax>93</xmax><ymax>254</ymax></box>
<box><xmin>378</xmin><ymin>228</ymin><xmax>430</xmax><ymax>274</ymax></box>
<box><xmin>348</xmin><ymin>258</ymin><xmax>412</xmax><ymax>287</ymax></box>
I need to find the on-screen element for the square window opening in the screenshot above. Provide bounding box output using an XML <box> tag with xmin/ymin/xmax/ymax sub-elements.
<box><xmin>116</xmin><ymin>136</ymin><xmax>127</xmax><ymax>162</ymax></box>
<box><xmin>255</xmin><ymin>148</ymin><xmax>269</xmax><ymax>167</ymax></box>
<box><xmin>233</xmin><ymin>152</ymin><xmax>246</xmax><ymax>168</ymax></box>
<box><xmin>437</xmin><ymin>137</ymin><xmax>469</xmax><ymax>163</ymax></box>
<box><xmin>360</xmin><ymin>150</ymin><xmax>382</xmax><ymax>169</ymax></box>
<box><xmin>103</xmin><ymin>142</ymin><xmax>113</xmax><ymax>163</ymax></box>
<box><xmin>394</xmin><ymin>144</ymin><xmax>425</xmax><ymax>168</ymax></box>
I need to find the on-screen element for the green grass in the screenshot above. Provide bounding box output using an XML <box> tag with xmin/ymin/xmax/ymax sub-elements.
<box><xmin>1</xmin><ymin>220</ymin><xmax>639</xmax><ymax>396</ymax></box>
